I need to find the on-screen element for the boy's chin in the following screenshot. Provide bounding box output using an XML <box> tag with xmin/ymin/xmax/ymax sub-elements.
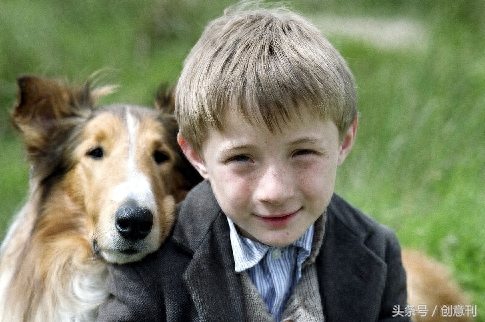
<box><xmin>244</xmin><ymin>229</ymin><xmax>306</xmax><ymax>247</ymax></box>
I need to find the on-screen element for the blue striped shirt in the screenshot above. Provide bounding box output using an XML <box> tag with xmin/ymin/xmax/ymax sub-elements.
<box><xmin>227</xmin><ymin>218</ymin><xmax>314</xmax><ymax>321</ymax></box>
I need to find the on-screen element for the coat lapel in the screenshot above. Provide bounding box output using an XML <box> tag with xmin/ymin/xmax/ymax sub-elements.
<box><xmin>318</xmin><ymin>197</ymin><xmax>387</xmax><ymax>321</ymax></box>
<box><xmin>183</xmin><ymin>215</ymin><xmax>245</xmax><ymax>321</ymax></box>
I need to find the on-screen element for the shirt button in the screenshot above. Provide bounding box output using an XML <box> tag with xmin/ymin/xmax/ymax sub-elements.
<box><xmin>271</xmin><ymin>248</ymin><xmax>282</xmax><ymax>260</ymax></box>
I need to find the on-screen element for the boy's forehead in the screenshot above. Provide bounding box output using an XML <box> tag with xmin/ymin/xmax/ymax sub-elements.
<box><xmin>218</xmin><ymin>106</ymin><xmax>332</xmax><ymax>137</ymax></box>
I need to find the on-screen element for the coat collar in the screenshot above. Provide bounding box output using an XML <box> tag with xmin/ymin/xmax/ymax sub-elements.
<box><xmin>172</xmin><ymin>181</ymin><xmax>246</xmax><ymax>321</ymax></box>
<box><xmin>172</xmin><ymin>180</ymin><xmax>220</xmax><ymax>253</ymax></box>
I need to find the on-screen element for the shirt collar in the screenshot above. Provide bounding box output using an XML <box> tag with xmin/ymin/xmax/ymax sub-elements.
<box><xmin>227</xmin><ymin>217</ymin><xmax>314</xmax><ymax>273</ymax></box>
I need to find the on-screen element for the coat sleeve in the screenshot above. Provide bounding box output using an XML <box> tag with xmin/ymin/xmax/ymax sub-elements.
<box><xmin>96</xmin><ymin>263</ymin><xmax>163</xmax><ymax>322</ymax></box>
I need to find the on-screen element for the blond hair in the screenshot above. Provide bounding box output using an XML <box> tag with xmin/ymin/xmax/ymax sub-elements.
<box><xmin>175</xmin><ymin>3</ymin><xmax>357</xmax><ymax>152</ymax></box>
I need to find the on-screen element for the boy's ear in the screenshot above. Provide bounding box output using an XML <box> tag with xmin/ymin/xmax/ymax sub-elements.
<box><xmin>177</xmin><ymin>133</ymin><xmax>209</xmax><ymax>180</ymax></box>
<box><xmin>337</xmin><ymin>117</ymin><xmax>358</xmax><ymax>166</ymax></box>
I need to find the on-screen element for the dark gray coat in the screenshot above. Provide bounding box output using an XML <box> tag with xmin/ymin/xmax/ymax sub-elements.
<box><xmin>97</xmin><ymin>181</ymin><xmax>409</xmax><ymax>322</ymax></box>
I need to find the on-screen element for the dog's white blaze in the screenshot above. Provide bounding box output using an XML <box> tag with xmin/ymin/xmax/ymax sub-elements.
<box><xmin>111</xmin><ymin>174</ymin><xmax>157</xmax><ymax>211</ymax></box>
<box><xmin>110</xmin><ymin>111</ymin><xmax>157</xmax><ymax>213</ymax></box>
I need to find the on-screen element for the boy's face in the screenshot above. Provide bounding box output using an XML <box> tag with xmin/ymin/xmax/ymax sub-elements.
<box><xmin>179</xmin><ymin>109</ymin><xmax>357</xmax><ymax>247</ymax></box>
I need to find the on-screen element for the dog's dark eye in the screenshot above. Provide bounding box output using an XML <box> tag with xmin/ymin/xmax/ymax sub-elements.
<box><xmin>153</xmin><ymin>150</ymin><xmax>170</xmax><ymax>164</ymax></box>
<box><xmin>87</xmin><ymin>147</ymin><xmax>104</xmax><ymax>160</ymax></box>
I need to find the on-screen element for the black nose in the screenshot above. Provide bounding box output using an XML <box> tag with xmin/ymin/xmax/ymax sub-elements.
<box><xmin>115</xmin><ymin>204</ymin><xmax>153</xmax><ymax>241</ymax></box>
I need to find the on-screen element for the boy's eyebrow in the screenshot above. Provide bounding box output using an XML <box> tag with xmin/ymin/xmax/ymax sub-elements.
<box><xmin>289</xmin><ymin>136</ymin><xmax>324</xmax><ymax>146</ymax></box>
<box><xmin>220</xmin><ymin>136</ymin><xmax>325</xmax><ymax>153</ymax></box>
<box><xmin>287</xmin><ymin>136</ymin><xmax>331</xmax><ymax>149</ymax></box>
<box><xmin>219</xmin><ymin>141</ymin><xmax>255</xmax><ymax>154</ymax></box>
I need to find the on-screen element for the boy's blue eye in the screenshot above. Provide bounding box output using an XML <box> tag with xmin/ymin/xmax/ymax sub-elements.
<box><xmin>227</xmin><ymin>155</ymin><xmax>252</xmax><ymax>163</ymax></box>
<box><xmin>293</xmin><ymin>149</ymin><xmax>316</xmax><ymax>157</ymax></box>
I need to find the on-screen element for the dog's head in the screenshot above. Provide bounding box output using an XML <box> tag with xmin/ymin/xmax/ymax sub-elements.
<box><xmin>12</xmin><ymin>76</ymin><xmax>202</xmax><ymax>264</ymax></box>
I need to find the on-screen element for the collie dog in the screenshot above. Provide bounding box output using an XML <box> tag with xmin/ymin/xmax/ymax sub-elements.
<box><xmin>0</xmin><ymin>75</ymin><xmax>201</xmax><ymax>321</ymax></box>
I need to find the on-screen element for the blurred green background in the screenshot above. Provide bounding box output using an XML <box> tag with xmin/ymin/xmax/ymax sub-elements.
<box><xmin>1</xmin><ymin>0</ymin><xmax>484</xmax><ymax>319</ymax></box>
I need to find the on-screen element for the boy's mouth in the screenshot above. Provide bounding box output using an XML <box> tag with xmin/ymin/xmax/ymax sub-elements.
<box><xmin>257</xmin><ymin>208</ymin><xmax>301</xmax><ymax>227</ymax></box>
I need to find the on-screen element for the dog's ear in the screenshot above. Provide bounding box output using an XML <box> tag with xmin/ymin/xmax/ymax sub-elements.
<box><xmin>155</xmin><ymin>84</ymin><xmax>175</xmax><ymax>115</ymax></box>
<box><xmin>11</xmin><ymin>76</ymin><xmax>93</xmax><ymax>157</ymax></box>
<box><xmin>155</xmin><ymin>84</ymin><xmax>204</xmax><ymax>199</ymax></box>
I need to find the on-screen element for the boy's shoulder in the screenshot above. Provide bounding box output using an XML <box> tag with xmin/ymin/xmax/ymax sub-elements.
<box><xmin>326</xmin><ymin>194</ymin><xmax>395</xmax><ymax>242</ymax></box>
<box><xmin>172</xmin><ymin>180</ymin><xmax>223</xmax><ymax>251</ymax></box>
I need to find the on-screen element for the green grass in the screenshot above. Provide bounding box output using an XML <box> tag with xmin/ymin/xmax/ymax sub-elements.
<box><xmin>1</xmin><ymin>0</ymin><xmax>484</xmax><ymax>319</ymax></box>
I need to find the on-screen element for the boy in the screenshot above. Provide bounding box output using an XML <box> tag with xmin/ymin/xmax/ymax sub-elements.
<box><xmin>98</xmin><ymin>4</ymin><xmax>409</xmax><ymax>321</ymax></box>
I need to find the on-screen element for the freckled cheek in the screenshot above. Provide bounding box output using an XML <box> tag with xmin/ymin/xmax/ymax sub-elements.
<box><xmin>297</xmin><ymin>163</ymin><xmax>337</xmax><ymax>198</ymax></box>
<box><xmin>214</xmin><ymin>171</ymin><xmax>254</xmax><ymax>212</ymax></box>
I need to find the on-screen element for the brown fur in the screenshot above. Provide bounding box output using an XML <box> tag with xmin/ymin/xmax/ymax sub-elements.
<box><xmin>402</xmin><ymin>249</ymin><xmax>475</xmax><ymax>322</ymax></box>
<box><xmin>0</xmin><ymin>76</ymin><xmax>201</xmax><ymax>321</ymax></box>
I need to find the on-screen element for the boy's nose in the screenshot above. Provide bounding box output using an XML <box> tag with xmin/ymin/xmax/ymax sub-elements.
<box><xmin>255</xmin><ymin>164</ymin><xmax>295</xmax><ymax>204</ymax></box>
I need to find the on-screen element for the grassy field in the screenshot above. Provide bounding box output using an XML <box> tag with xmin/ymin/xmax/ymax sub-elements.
<box><xmin>1</xmin><ymin>0</ymin><xmax>484</xmax><ymax>319</ymax></box>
